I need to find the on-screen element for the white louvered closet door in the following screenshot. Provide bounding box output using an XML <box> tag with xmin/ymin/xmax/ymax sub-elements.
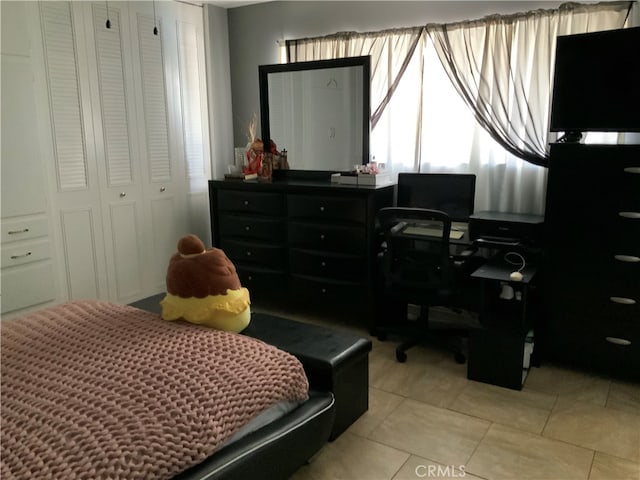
<box><xmin>127</xmin><ymin>3</ymin><xmax>188</xmax><ymax>292</ymax></box>
<box><xmin>84</xmin><ymin>1</ymin><xmax>148</xmax><ymax>303</ymax></box>
<box><xmin>36</xmin><ymin>0</ymin><xmax>210</xmax><ymax>306</ymax></box>
<box><xmin>38</xmin><ymin>1</ymin><xmax>110</xmax><ymax>303</ymax></box>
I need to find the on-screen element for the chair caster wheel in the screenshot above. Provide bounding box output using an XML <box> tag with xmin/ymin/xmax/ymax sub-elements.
<box><xmin>396</xmin><ymin>349</ymin><xmax>407</xmax><ymax>363</ymax></box>
<box><xmin>454</xmin><ymin>353</ymin><xmax>466</xmax><ymax>364</ymax></box>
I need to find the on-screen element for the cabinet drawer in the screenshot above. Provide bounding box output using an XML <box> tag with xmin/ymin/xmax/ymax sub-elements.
<box><xmin>1</xmin><ymin>217</ymin><xmax>48</xmax><ymax>243</ymax></box>
<box><xmin>591</xmin><ymin>324</ymin><xmax>639</xmax><ymax>379</ymax></box>
<box><xmin>1</xmin><ymin>239</ymin><xmax>51</xmax><ymax>267</ymax></box>
<box><xmin>288</xmin><ymin>222</ymin><xmax>365</xmax><ymax>253</ymax></box>
<box><xmin>601</xmin><ymin>295</ymin><xmax>639</xmax><ymax>326</ymax></box>
<box><xmin>1</xmin><ymin>262</ymin><xmax>56</xmax><ymax>314</ymax></box>
<box><xmin>608</xmin><ymin>214</ymin><xmax>640</xmax><ymax>254</ymax></box>
<box><xmin>290</xmin><ymin>274</ymin><xmax>364</xmax><ymax>305</ymax></box>
<box><xmin>219</xmin><ymin>214</ymin><xmax>285</xmax><ymax>242</ymax></box>
<box><xmin>288</xmin><ymin>195</ymin><xmax>366</xmax><ymax>223</ymax></box>
<box><xmin>217</xmin><ymin>190</ymin><xmax>284</xmax><ymax>215</ymax></box>
<box><xmin>289</xmin><ymin>249</ymin><xmax>364</xmax><ymax>281</ymax></box>
<box><xmin>607</xmin><ymin>254</ymin><xmax>640</xmax><ymax>286</ymax></box>
<box><xmin>221</xmin><ymin>239</ymin><xmax>285</xmax><ymax>269</ymax></box>
<box><xmin>597</xmin><ymin>165</ymin><xmax>640</xmax><ymax>212</ymax></box>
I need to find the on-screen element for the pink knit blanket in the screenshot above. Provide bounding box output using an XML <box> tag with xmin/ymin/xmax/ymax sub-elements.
<box><xmin>1</xmin><ymin>301</ymin><xmax>309</xmax><ymax>479</ymax></box>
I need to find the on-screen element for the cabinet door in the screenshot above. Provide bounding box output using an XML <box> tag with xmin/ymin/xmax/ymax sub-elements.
<box><xmin>39</xmin><ymin>1</ymin><xmax>110</xmax><ymax>301</ymax></box>
<box><xmin>0</xmin><ymin>55</ymin><xmax>47</xmax><ymax>218</ymax></box>
<box><xmin>127</xmin><ymin>3</ymin><xmax>188</xmax><ymax>291</ymax></box>
<box><xmin>81</xmin><ymin>2</ymin><xmax>148</xmax><ymax>303</ymax></box>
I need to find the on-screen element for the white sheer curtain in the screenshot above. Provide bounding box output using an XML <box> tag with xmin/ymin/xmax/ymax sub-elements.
<box><xmin>283</xmin><ymin>2</ymin><xmax>633</xmax><ymax>215</ymax></box>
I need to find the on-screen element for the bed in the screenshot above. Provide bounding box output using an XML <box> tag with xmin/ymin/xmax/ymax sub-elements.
<box><xmin>0</xmin><ymin>300</ymin><xmax>335</xmax><ymax>479</ymax></box>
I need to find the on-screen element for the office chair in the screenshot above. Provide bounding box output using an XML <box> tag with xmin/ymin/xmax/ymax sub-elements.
<box><xmin>375</xmin><ymin>207</ymin><xmax>474</xmax><ymax>363</ymax></box>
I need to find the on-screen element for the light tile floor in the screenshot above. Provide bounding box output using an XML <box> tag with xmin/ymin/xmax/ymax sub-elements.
<box><xmin>255</xmin><ymin>303</ymin><xmax>640</xmax><ymax>480</ymax></box>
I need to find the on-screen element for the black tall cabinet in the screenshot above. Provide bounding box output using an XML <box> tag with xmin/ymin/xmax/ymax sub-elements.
<box><xmin>542</xmin><ymin>143</ymin><xmax>640</xmax><ymax>379</ymax></box>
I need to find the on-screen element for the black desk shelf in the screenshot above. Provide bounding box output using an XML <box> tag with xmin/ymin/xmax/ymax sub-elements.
<box><xmin>467</xmin><ymin>256</ymin><xmax>538</xmax><ymax>390</ymax></box>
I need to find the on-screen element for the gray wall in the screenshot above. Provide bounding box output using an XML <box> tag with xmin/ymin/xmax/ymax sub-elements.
<box><xmin>225</xmin><ymin>1</ymin><xmax>568</xmax><ymax>149</ymax></box>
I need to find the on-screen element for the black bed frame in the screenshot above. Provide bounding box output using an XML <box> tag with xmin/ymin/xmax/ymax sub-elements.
<box><xmin>175</xmin><ymin>390</ymin><xmax>335</xmax><ymax>480</ymax></box>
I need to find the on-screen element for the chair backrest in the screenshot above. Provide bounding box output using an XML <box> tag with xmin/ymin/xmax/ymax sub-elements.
<box><xmin>378</xmin><ymin>207</ymin><xmax>454</xmax><ymax>301</ymax></box>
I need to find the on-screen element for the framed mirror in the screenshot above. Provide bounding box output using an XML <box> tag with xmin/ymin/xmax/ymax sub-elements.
<box><xmin>259</xmin><ymin>56</ymin><xmax>370</xmax><ymax>176</ymax></box>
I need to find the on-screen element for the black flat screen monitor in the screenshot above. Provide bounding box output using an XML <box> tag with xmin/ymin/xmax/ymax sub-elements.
<box><xmin>397</xmin><ymin>173</ymin><xmax>476</xmax><ymax>222</ymax></box>
<box><xmin>550</xmin><ymin>26</ymin><xmax>640</xmax><ymax>133</ymax></box>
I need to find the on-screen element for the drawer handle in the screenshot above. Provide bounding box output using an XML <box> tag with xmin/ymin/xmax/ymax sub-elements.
<box><xmin>160</xmin><ymin>186</ymin><xmax>166</xmax><ymax>192</ymax></box>
<box><xmin>605</xmin><ymin>337</ymin><xmax>631</xmax><ymax>346</ymax></box>
<box><xmin>8</xmin><ymin>228</ymin><xmax>30</xmax><ymax>235</ymax></box>
<box><xmin>247</xmin><ymin>275</ymin><xmax>253</xmax><ymax>281</ymax></box>
<box><xmin>246</xmin><ymin>251</ymin><xmax>252</xmax><ymax>256</ymax></box>
<box><xmin>320</xmin><ymin>234</ymin><xmax>325</xmax><ymax>240</ymax></box>
<box><xmin>120</xmin><ymin>192</ymin><xmax>126</xmax><ymax>198</ymax></box>
<box><xmin>610</xmin><ymin>296</ymin><xmax>636</xmax><ymax>305</ymax></box>
<box><xmin>618</xmin><ymin>211</ymin><xmax>640</xmax><ymax>219</ymax></box>
<box><xmin>321</xmin><ymin>288</ymin><xmax>327</xmax><ymax>294</ymax></box>
<box><xmin>319</xmin><ymin>206</ymin><xmax>325</xmax><ymax>212</ymax></box>
<box><xmin>10</xmin><ymin>252</ymin><xmax>32</xmax><ymax>260</ymax></box>
<box><xmin>321</xmin><ymin>261</ymin><xmax>326</xmax><ymax>267</ymax></box>
<box><xmin>245</xmin><ymin>226</ymin><xmax>251</xmax><ymax>231</ymax></box>
<box><xmin>243</xmin><ymin>200</ymin><xmax>249</xmax><ymax>206</ymax></box>
<box><xmin>623</xmin><ymin>167</ymin><xmax>640</xmax><ymax>174</ymax></box>
<box><xmin>614</xmin><ymin>255</ymin><xmax>640</xmax><ymax>263</ymax></box>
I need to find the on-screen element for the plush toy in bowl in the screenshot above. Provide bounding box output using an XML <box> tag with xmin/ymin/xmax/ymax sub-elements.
<box><xmin>160</xmin><ymin>234</ymin><xmax>251</xmax><ymax>332</ymax></box>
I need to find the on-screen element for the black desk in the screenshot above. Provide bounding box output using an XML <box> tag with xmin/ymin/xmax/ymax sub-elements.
<box><xmin>468</xmin><ymin>255</ymin><xmax>538</xmax><ymax>390</ymax></box>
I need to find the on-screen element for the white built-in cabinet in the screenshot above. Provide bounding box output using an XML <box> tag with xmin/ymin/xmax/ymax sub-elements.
<box><xmin>1</xmin><ymin>1</ymin><xmax>57</xmax><ymax>315</ymax></box>
<box><xmin>1</xmin><ymin>1</ymin><xmax>211</xmax><ymax>317</ymax></box>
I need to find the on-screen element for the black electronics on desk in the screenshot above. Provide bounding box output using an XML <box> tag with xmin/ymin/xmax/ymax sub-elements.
<box><xmin>397</xmin><ymin>173</ymin><xmax>476</xmax><ymax>223</ymax></box>
<box><xmin>469</xmin><ymin>211</ymin><xmax>544</xmax><ymax>248</ymax></box>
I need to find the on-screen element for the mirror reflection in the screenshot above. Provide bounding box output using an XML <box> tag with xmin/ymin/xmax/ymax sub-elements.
<box><xmin>259</xmin><ymin>56</ymin><xmax>370</xmax><ymax>173</ymax></box>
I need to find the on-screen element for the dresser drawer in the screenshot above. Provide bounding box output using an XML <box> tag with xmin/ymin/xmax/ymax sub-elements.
<box><xmin>606</xmin><ymin>213</ymin><xmax>640</xmax><ymax>254</ymax></box>
<box><xmin>591</xmin><ymin>323</ymin><xmax>639</xmax><ymax>379</ymax></box>
<box><xmin>1</xmin><ymin>262</ymin><xmax>56</xmax><ymax>314</ymax></box>
<box><xmin>288</xmin><ymin>194</ymin><xmax>366</xmax><ymax>224</ymax></box>
<box><xmin>1</xmin><ymin>217</ymin><xmax>48</xmax><ymax>243</ymax></box>
<box><xmin>289</xmin><ymin>249</ymin><xmax>364</xmax><ymax>281</ymax></box>
<box><xmin>290</xmin><ymin>274</ymin><xmax>364</xmax><ymax>305</ymax></box>
<box><xmin>217</xmin><ymin>190</ymin><xmax>284</xmax><ymax>215</ymax></box>
<box><xmin>1</xmin><ymin>239</ymin><xmax>51</xmax><ymax>267</ymax></box>
<box><xmin>236</xmin><ymin>266</ymin><xmax>286</xmax><ymax>294</ymax></box>
<box><xmin>599</xmin><ymin>165</ymin><xmax>640</xmax><ymax>212</ymax></box>
<box><xmin>601</xmin><ymin>294</ymin><xmax>639</xmax><ymax>326</ymax></box>
<box><xmin>288</xmin><ymin>222</ymin><xmax>365</xmax><ymax>253</ymax></box>
<box><xmin>221</xmin><ymin>239</ymin><xmax>285</xmax><ymax>269</ymax></box>
<box><xmin>607</xmin><ymin>254</ymin><xmax>640</xmax><ymax>286</ymax></box>
<box><xmin>219</xmin><ymin>214</ymin><xmax>286</xmax><ymax>242</ymax></box>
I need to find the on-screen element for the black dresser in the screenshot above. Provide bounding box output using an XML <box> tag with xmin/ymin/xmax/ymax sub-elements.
<box><xmin>209</xmin><ymin>179</ymin><xmax>394</xmax><ymax>325</ymax></box>
<box><xmin>542</xmin><ymin>143</ymin><xmax>639</xmax><ymax>379</ymax></box>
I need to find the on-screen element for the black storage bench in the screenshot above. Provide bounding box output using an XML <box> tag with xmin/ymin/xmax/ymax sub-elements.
<box><xmin>243</xmin><ymin>313</ymin><xmax>372</xmax><ymax>440</ymax></box>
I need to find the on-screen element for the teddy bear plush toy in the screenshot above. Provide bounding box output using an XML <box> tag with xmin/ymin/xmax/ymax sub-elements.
<box><xmin>160</xmin><ymin>234</ymin><xmax>251</xmax><ymax>333</ymax></box>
